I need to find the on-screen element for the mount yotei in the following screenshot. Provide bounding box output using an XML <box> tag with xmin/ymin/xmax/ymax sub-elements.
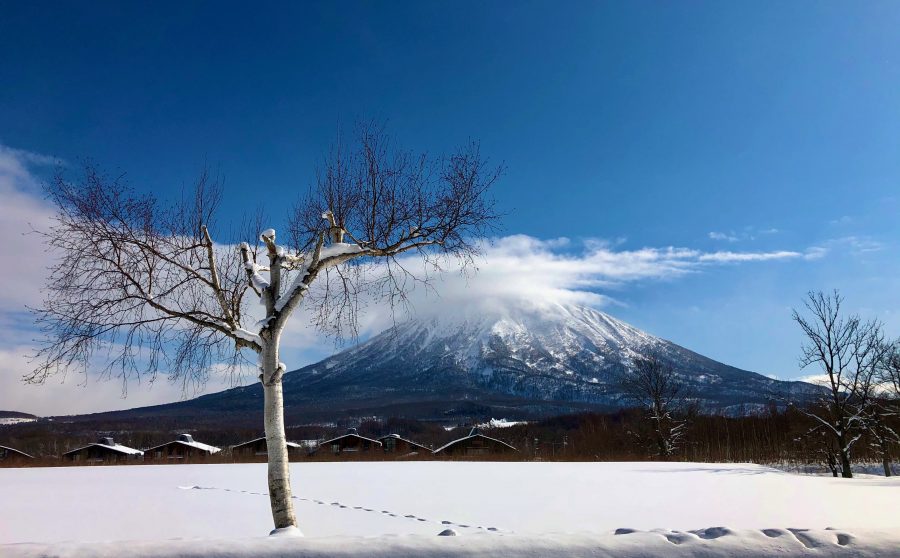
<box><xmin>102</xmin><ymin>302</ymin><xmax>818</xmax><ymax>423</ymax></box>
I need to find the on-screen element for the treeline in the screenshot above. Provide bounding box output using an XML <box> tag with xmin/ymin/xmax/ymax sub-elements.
<box><xmin>3</xmin><ymin>405</ymin><xmax>897</xmax><ymax>473</ymax></box>
<box><xmin>496</xmin><ymin>406</ymin><xmax>897</xmax><ymax>468</ymax></box>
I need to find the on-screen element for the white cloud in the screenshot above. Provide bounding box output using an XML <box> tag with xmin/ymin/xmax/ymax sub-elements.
<box><xmin>697</xmin><ymin>250</ymin><xmax>802</xmax><ymax>262</ymax></box>
<box><xmin>709</xmin><ymin>231</ymin><xmax>740</xmax><ymax>242</ymax></box>
<box><xmin>830</xmin><ymin>215</ymin><xmax>854</xmax><ymax>226</ymax></box>
<box><xmin>0</xmin><ymin>345</ymin><xmax>252</xmax><ymax>416</ymax></box>
<box><xmin>709</xmin><ymin>227</ymin><xmax>781</xmax><ymax>243</ymax></box>
<box><xmin>0</xmin><ymin>146</ymin><xmax>58</xmax><ymax>313</ymax></box>
<box><xmin>836</xmin><ymin>236</ymin><xmax>884</xmax><ymax>254</ymax></box>
<box><xmin>279</xmin><ymin>235</ymin><xmax>818</xmax><ymax>346</ymax></box>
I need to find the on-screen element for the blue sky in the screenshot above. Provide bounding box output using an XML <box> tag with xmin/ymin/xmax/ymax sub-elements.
<box><xmin>1</xmin><ymin>1</ymin><xmax>899</xmax><ymax>413</ymax></box>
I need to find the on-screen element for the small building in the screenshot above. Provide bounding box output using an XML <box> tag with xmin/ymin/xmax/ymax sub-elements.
<box><xmin>378</xmin><ymin>434</ymin><xmax>430</xmax><ymax>455</ymax></box>
<box><xmin>433</xmin><ymin>428</ymin><xmax>517</xmax><ymax>457</ymax></box>
<box><xmin>0</xmin><ymin>445</ymin><xmax>33</xmax><ymax>462</ymax></box>
<box><xmin>311</xmin><ymin>428</ymin><xmax>382</xmax><ymax>455</ymax></box>
<box><xmin>63</xmin><ymin>437</ymin><xmax>144</xmax><ymax>463</ymax></box>
<box><xmin>231</xmin><ymin>437</ymin><xmax>303</xmax><ymax>458</ymax></box>
<box><xmin>145</xmin><ymin>434</ymin><xmax>221</xmax><ymax>460</ymax></box>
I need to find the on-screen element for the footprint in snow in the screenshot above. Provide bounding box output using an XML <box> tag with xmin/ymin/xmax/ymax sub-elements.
<box><xmin>690</xmin><ymin>527</ymin><xmax>732</xmax><ymax>540</ymax></box>
<box><xmin>836</xmin><ymin>533</ymin><xmax>852</xmax><ymax>546</ymax></box>
<box><xmin>664</xmin><ymin>532</ymin><xmax>692</xmax><ymax>545</ymax></box>
<box><xmin>787</xmin><ymin>528</ymin><xmax>819</xmax><ymax>549</ymax></box>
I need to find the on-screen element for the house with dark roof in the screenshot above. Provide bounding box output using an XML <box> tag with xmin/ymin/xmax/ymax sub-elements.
<box><xmin>231</xmin><ymin>437</ymin><xmax>303</xmax><ymax>458</ymax></box>
<box><xmin>378</xmin><ymin>434</ymin><xmax>430</xmax><ymax>455</ymax></box>
<box><xmin>63</xmin><ymin>437</ymin><xmax>144</xmax><ymax>463</ymax></box>
<box><xmin>0</xmin><ymin>445</ymin><xmax>33</xmax><ymax>462</ymax></box>
<box><xmin>146</xmin><ymin>434</ymin><xmax>221</xmax><ymax>460</ymax></box>
<box><xmin>433</xmin><ymin>428</ymin><xmax>517</xmax><ymax>457</ymax></box>
<box><xmin>311</xmin><ymin>428</ymin><xmax>381</xmax><ymax>455</ymax></box>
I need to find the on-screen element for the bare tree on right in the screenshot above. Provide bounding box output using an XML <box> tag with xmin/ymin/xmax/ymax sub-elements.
<box><xmin>865</xmin><ymin>341</ymin><xmax>900</xmax><ymax>476</ymax></box>
<box><xmin>792</xmin><ymin>290</ymin><xmax>889</xmax><ymax>478</ymax></box>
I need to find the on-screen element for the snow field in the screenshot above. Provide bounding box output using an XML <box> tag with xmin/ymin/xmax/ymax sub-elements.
<box><xmin>2</xmin><ymin>461</ymin><xmax>898</xmax><ymax>556</ymax></box>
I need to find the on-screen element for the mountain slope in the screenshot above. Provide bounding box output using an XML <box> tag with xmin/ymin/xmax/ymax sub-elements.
<box><xmin>282</xmin><ymin>302</ymin><xmax>813</xmax><ymax>412</ymax></box>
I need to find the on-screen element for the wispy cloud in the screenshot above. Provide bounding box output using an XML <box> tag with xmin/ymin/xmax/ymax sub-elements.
<box><xmin>337</xmin><ymin>235</ymin><xmax>822</xmax><ymax>324</ymax></box>
<box><xmin>708</xmin><ymin>226</ymin><xmax>781</xmax><ymax>243</ymax></box>
<box><xmin>805</xmin><ymin>236</ymin><xmax>886</xmax><ymax>260</ymax></box>
<box><xmin>709</xmin><ymin>231</ymin><xmax>740</xmax><ymax>242</ymax></box>
<box><xmin>838</xmin><ymin>236</ymin><xmax>884</xmax><ymax>254</ymax></box>
<box><xmin>697</xmin><ymin>250</ymin><xmax>802</xmax><ymax>262</ymax></box>
<box><xmin>829</xmin><ymin>215</ymin><xmax>854</xmax><ymax>226</ymax></box>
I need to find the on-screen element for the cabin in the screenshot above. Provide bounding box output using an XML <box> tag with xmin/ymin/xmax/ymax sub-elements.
<box><xmin>311</xmin><ymin>428</ymin><xmax>381</xmax><ymax>455</ymax></box>
<box><xmin>433</xmin><ymin>428</ymin><xmax>517</xmax><ymax>457</ymax></box>
<box><xmin>0</xmin><ymin>445</ymin><xmax>33</xmax><ymax>462</ymax></box>
<box><xmin>231</xmin><ymin>437</ymin><xmax>303</xmax><ymax>458</ymax></box>
<box><xmin>378</xmin><ymin>434</ymin><xmax>430</xmax><ymax>455</ymax></box>
<box><xmin>63</xmin><ymin>437</ymin><xmax>144</xmax><ymax>463</ymax></box>
<box><xmin>145</xmin><ymin>434</ymin><xmax>221</xmax><ymax>460</ymax></box>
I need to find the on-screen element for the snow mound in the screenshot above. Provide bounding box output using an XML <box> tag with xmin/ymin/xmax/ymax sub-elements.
<box><xmin>5</xmin><ymin>529</ymin><xmax>899</xmax><ymax>557</ymax></box>
<box><xmin>269</xmin><ymin>526</ymin><xmax>304</xmax><ymax>538</ymax></box>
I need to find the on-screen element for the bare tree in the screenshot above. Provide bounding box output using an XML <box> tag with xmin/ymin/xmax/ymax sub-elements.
<box><xmin>880</xmin><ymin>342</ymin><xmax>900</xmax><ymax>399</ymax></box>
<box><xmin>865</xmin><ymin>341</ymin><xmax>900</xmax><ymax>477</ymax></box>
<box><xmin>794</xmin><ymin>415</ymin><xmax>842</xmax><ymax>477</ymax></box>
<box><xmin>864</xmin><ymin>401</ymin><xmax>898</xmax><ymax>477</ymax></box>
<box><xmin>791</xmin><ymin>290</ymin><xmax>889</xmax><ymax>478</ymax></box>
<box><xmin>30</xmin><ymin>122</ymin><xmax>501</xmax><ymax>531</ymax></box>
<box><xmin>618</xmin><ymin>354</ymin><xmax>689</xmax><ymax>460</ymax></box>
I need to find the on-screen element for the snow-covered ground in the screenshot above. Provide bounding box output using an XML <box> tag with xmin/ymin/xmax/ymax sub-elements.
<box><xmin>3</xmin><ymin>462</ymin><xmax>899</xmax><ymax>557</ymax></box>
<box><xmin>475</xmin><ymin>417</ymin><xmax>528</xmax><ymax>428</ymax></box>
<box><xmin>0</xmin><ymin>417</ymin><xmax>36</xmax><ymax>425</ymax></box>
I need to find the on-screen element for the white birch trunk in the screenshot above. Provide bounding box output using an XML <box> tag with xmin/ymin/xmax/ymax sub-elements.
<box><xmin>262</xmin><ymin>340</ymin><xmax>298</xmax><ymax>530</ymax></box>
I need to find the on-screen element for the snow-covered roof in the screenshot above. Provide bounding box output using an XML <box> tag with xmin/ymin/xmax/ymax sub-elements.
<box><xmin>377</xmin><ymin>434</ymin><xmax>430</xmax><ymax>450</ymax></box>
<box><xmin>318</xmin><ymin>432</ymin><xmax>382</xmax><ymax>447</ymax></box>
<box><xmin>231</xmin><ymin>437</ymin><xmax>302</xmax><ymax>450</ymax></box>
<box><xmin>145</xmin><ymin>436</ymin><xmax>221</xmax><ymax>454</ymax></box>
<box><xmin>0</xmin><ymin>445</ymin><xmax>34</xmax><ymax>459</ymax></box>
<box><xmin>433</xmin><ymin>428</ymin><xmax>517</xmax><ymax>454</ymax></box>
<box><xmin>63</xmin><ymin>439</ymin><xmax>144</xmax><ymax>457</ymax></box>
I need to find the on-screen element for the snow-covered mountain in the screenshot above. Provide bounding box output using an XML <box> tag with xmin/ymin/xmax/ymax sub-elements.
<box><xmin>272</xmin><ymin>301</ymin><xmax>816</xmax><ymax>417</ymax></box>
<box><xmin>96</xmin><ymin>301</ymin><xmax>817</xmax><ymax>422</ymax></box>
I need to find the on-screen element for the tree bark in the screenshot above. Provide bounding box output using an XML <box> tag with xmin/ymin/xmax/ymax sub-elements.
<box><xmin>883</xmin><ymin>456</ymin><xmax>892</xmax><ymax>478</ymax></box>
<box><xmin>262</xmin><ymin>341</ymin><xmax>298</xmax><ymax>530</ymax></box>
<box><xmin>838</xmin><ymin>445</ymin><xmax>853</xmax><ymax>479</ymax></box>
